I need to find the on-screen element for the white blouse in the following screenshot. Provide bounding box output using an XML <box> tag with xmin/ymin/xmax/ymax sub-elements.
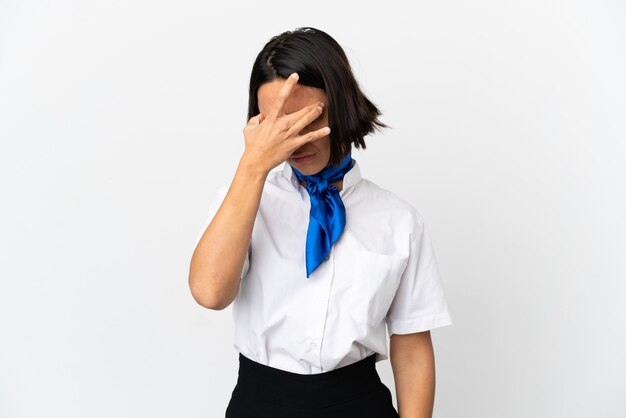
<box><xmin>194</xmin><ymin>158</ymin><xmax>453</xmax><ymax>374</ymax></box>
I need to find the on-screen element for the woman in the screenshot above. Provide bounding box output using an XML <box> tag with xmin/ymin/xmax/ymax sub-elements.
<box><xmin>189</xmin><ymin>27</ymin><xmax>453</xmax><ymax>418</ymax></box>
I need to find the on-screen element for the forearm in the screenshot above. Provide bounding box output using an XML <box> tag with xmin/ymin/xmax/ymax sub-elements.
<box><xmin>189</xmin><ymin>154</ymin><xmax>267</xmax><ymax>310</ymax></box>
<box><xmin>389</xmin><ymin>331</ymin><xmax>436</xmax><ymax>418</ymax></box>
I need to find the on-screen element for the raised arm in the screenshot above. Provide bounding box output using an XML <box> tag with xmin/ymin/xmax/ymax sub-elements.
<box><xmin>188</xmin><ymin>156</ymin><xmax>267</xmax><ymax>310</ymax></box>
<box><xmin>188</xmin><ymin>72</ymin><xmax>330</xmax><ymax>310</ymax></box>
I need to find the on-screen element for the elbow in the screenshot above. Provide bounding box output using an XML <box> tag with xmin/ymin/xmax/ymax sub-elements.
<box><xmin>190</xmin><ymin>289</ymin><xmax>225</xmax><ymax>310</ymax></box>
<box><xmin>188</xmin><ymin>274</ymin><xmax>234</xmax><ymax>311</ymax></box>
<box><xmin>188</xmin><ymin>254</ymin><xmax>241</xmax><ymax>310</ymax></box>
<box><xmin>190</xmin><ymin>287</ymin><xmax>229</xmax><ymax>310</ymax></box>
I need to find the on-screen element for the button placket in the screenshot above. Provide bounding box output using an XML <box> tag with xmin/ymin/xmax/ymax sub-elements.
<box><xmin>303</xmin><ymin>246</ymin><xmax>334</xmax><ymax>371</ymax></box>
<box><xmin>325</xmin><ymin>251</ymin><xmax>337</xmax><ymax>372</ymax></box>
<box><xmin>314</xmin><ymin>245</ymin><xmax>334</xmax><ymax>371</ymax></box>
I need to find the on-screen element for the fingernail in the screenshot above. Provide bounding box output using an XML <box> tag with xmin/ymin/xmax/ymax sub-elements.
<box><xmin>290</xmin><ymin>72</ymin><xmax>299</xmax><ymax>79</ymax></box>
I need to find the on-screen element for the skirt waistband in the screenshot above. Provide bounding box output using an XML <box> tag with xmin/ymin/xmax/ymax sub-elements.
<box><xmin>234</xmin><ymin>352</ymin><xmax>382</xmax><ymax>409</ymax></box>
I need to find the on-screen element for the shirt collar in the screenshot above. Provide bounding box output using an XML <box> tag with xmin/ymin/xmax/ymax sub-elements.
<box><xmin>282</xmin><ymin>158</ymin><xmax>362</xmax><ymax>193</ymax></box>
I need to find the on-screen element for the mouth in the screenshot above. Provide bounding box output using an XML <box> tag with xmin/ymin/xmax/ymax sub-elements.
<box><xmin>291</xmin><ymin>153</ymin><xmax>315</xmax><ymax>164</ymax></box>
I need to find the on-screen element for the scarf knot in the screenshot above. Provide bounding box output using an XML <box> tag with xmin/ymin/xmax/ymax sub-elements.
<box><xmin>307</xmin><ymin>177</ymin><xmax>334</xmax><ymax>196</ymax></box>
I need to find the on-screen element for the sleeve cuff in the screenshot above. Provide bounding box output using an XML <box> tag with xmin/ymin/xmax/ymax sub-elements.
<box><xmin>386</xmin><ymin>310</ymin><xmax>453</xmax><ymax>337</ymax></box>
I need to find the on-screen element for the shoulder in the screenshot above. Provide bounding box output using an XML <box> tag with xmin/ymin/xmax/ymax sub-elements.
<box><xmin>357</xmin><ymin>178</ymin><xmax>425</xmax><ymax>232</ymax></box>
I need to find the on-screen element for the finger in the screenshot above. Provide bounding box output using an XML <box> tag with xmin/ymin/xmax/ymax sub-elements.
<box><xmin>286</xmin><ymin>102</ymin><xmax>325</xmax><ymax>137</ymax></box>
<box><xmin>268</xmin><ymin>72</ymin><xmax>299</xmax><ymax>118</ymax></box>
<box><xmin>246</xmin><ymin>112</ymin><xmax>265</xmax><ymax>127</ymax></box>
<box><xmin>284</xmin><ymin>101</ymin><xmax>323</xmax><ymax>124</ymax></box>
<box><xmin>294</xmin><ymin>126</ymin><xmax>331</xmax><ymax>146</ymax></box>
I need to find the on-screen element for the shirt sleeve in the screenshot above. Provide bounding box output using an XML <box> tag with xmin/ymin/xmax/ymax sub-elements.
<box><xmin>385</xmin><ymin>214</ymin><xmax>452</xmax><ymax>336</ymax></box>
<box><xmin>193</xmin><ymin>185</ymin><xmax>250</xmax><ymax>279</ymax></box>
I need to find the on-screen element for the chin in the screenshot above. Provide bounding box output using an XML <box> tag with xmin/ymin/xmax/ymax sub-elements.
<box><xmin>297</xmin><ymin>166</ymin><xmax>323</xmax><ymax>176</ymax></box>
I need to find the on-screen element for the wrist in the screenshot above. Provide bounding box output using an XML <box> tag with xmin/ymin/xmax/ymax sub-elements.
<box><xmin>238</xmin><ymin>153</ymin><xmax>270</xmax><ymax>181</ymax></box>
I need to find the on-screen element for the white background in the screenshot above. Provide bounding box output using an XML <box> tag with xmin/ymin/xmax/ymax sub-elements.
<box><xmin>1</xmin><ymin>1</ymin><xmax>625</xmax><ymax>417</ymax></box>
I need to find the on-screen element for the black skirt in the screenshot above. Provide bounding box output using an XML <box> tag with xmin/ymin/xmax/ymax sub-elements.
<box><xmin>225</xmin><ymin>352</ymin><xmax>400</xmax><ymax>418</ymax></box>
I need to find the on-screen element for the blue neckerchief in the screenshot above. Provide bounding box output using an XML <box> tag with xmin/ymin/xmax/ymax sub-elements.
<box><xmin>291</xmin><ymin>152</ymin><xmax>354</xmax><ymax>278</ymax></box>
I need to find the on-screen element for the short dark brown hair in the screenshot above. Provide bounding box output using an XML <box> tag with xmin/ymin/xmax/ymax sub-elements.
<box><xmin>247</xmin><ymin>27</ymin><xmax>390</xmax><ymax>167</ymax></box>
